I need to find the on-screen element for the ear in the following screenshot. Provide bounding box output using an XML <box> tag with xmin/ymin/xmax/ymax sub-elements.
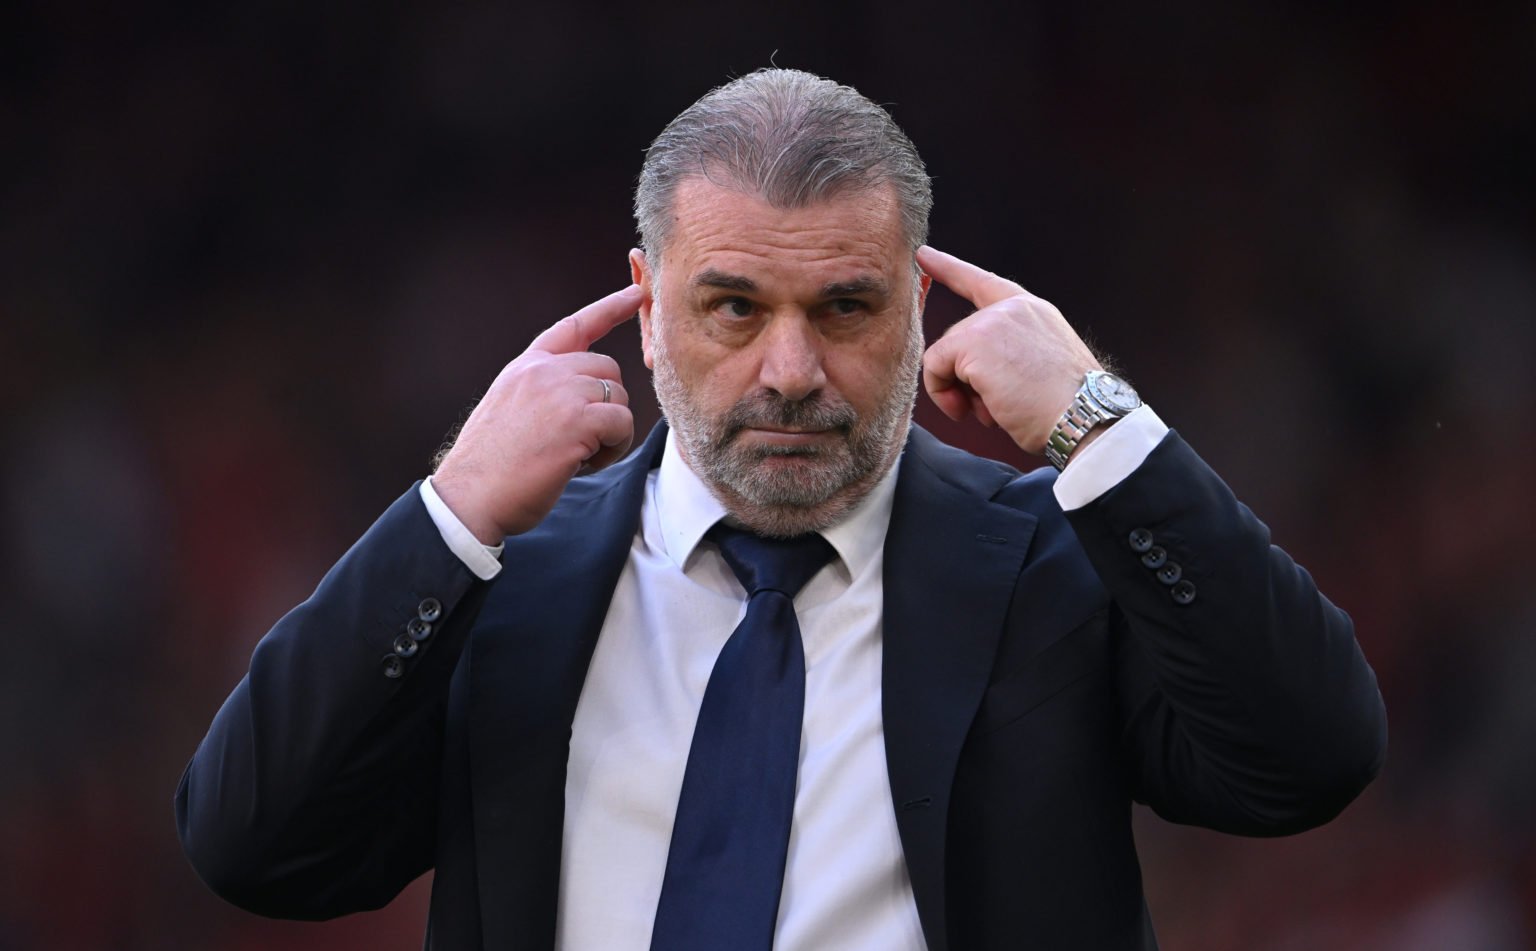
<box><xmin>629</xmin><ymin>248</ymin><xmax>656</xmax><ymax>369</ymax></box>
<box><xmin>913</xmin><ymin>258</ymin><xmax>933</xmax><ymax>331</ymax></box>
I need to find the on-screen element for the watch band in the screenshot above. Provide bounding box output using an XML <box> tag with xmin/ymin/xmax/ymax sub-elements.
<box><xmin>1043</xmin><ymin>370</ymin><xmax>1140</xmax><ymax>470</ymax></box>
<box><xmin>1043</xmin><ymin>391</ymin><xmax>1113</xmax><ymax>470</ymax></box>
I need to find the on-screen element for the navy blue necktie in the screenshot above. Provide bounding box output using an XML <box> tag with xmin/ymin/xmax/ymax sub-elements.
<box><xmin>649</xmin><ymin>524</ymin><xmax>835</xmax><ymax>951</ymax></box>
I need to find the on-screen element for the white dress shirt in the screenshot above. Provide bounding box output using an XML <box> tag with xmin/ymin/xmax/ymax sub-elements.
<box><xmin>418</xmin><ymin>408</ymin><xmax>1168</xmax><ymax>949</ymax></box>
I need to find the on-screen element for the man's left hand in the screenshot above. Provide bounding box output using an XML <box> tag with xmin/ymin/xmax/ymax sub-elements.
<box><xmin>917</xmin><ymin>245</ymin><xmax>1104</xmax><ymax>457</ymax></box>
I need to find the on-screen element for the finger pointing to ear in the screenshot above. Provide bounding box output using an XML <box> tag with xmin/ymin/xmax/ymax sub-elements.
<box><xmin>917</xmin><ymin>246</ymin><xmax>1026</xmax><ymax>310</ymax></box>
<box><xmin>530</xmin><ymin>284</ymin><xmax>644</xmax><ymax>355</ymax></box>
<box><xmin>432</xmin><ymin>284</ymin><xmax>644</xmax><ymax>543</ymax></box>
<box><xmin>916</xmin><ymin>247</ymin><xmax>1104</xmax><ymax>454</ymax></box>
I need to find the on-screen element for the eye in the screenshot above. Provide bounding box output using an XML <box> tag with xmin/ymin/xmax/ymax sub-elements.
<box><xmin>715</xmin><ymin>297</ymin><xmax>755</xmax><ymax>319</ymax></box>
<box><xmin>827</xmin><ymin>298</ymin><xmax>866</xmax><ymax>317</ymax></box>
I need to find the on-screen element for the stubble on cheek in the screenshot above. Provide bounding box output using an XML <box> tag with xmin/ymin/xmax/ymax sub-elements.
<box><xmin>649</xmin><ymin>299</ymin><xmax>923</xmax><ymax>535</ymax></box>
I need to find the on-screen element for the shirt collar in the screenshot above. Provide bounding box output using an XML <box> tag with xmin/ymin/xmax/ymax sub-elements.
<box><xmin>655</xmin><ymin>428</ymin><xmax>903</xmax><ymax>579</ymax></box>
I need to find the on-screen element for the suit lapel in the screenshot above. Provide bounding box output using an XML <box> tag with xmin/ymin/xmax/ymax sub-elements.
<box><xmin>458</xmin><ymin>421</ymin><xmax>1033</xmax><ymax>950</ymax></box>
<box><xmin>882</xmin><ymin>427</ymin><xmax>1037</xmax><ymax>951</ymax></box>
<box><xmin>466</xmin><ymin>424</ymin><xmax>668</xmax><ymax>950</ymax></box>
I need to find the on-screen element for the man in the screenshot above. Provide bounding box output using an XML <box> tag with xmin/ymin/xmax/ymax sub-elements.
<box><xmin>176</xmin><ymin>69</ymin><xmax>1386</xmax><ymax>950</ymax></box>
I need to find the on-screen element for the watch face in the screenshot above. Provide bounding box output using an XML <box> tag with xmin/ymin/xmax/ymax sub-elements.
<box><xmin>1089</xmin><ymin>372</ymin><xmax>1141</xmax><ymax>413</ymax></box>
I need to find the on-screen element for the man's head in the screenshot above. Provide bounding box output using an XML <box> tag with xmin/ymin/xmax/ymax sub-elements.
<box><xmin>634</xmin><ymin>69</ymin><xmax>932</xmax><ymax>263</ymax></box>
<box><xmin>630</xmin><ymin>69</ymin><xmax>934</xmax><ymax>537</ymax></box>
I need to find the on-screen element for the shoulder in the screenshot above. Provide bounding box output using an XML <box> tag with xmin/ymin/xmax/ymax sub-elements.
<box><xmin>901</xmin><ymin>427</ymin><xmax>1093</xmax><ymax>582</ymax></box>
<box><xmin>904</xmin><ymin>425</ymin><xmax>1061</xmax><ymax>516</ymax></box>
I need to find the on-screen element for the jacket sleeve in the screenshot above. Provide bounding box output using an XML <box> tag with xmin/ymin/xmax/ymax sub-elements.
<box><xmin>174</xmin><ymin>482</ymin><xmax>490</xmax><ymax>917</ymax></box>
<box><xmin>1065</xmin><ymin>432</ymin><xmax>1387</xmax><ymax>835</ymax></box>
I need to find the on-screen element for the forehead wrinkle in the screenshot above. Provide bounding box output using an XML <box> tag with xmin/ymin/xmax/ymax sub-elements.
<box><xmin>677</xmin><ymin>244</ymin><xmax>892</xmax><ymax>296</ymax></box>
<box><xmin>660</xmin><ymin>179</ymin><xmax>908</xmax><ymax>298</ymax></box>
<box><xmin>679</xmin><ymin>223</ymin><xmax>891</xmax><ymax>261</ymax></box>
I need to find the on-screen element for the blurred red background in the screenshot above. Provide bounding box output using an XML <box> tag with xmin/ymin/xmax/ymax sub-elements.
<box><xmin>3</xmin><ymin>1</ymin><xmax>1533</xmax><ymax>947</ymax></box>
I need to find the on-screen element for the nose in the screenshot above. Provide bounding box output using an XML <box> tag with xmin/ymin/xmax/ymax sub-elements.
<box><xmin>757</xmin><ymin>313</ymin><xmax>827</xmax><ymax>402</ymax></box>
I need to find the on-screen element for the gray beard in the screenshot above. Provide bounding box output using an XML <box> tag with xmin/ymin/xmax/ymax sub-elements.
<box><xmin>652</xmin><ymin>320</ymin><xmax>923</xmax><ymax>538</ymax></box>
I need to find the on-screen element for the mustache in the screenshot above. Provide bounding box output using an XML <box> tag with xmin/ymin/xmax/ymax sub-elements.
<box><xmin>717</xmin><ymin>391</ymin><xmax>857</xmax><ymax>444</ymax></box>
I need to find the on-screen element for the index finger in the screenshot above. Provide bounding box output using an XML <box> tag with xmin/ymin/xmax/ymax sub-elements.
<box><xmin>529</xmin><ymin>284</ymin><xmax>645</xmax><ymax>354</ymax></box>
<box><xmin>916</xmin><ymin>245</ymin><xmax>1026</xmax><ymax>309</ymax></box>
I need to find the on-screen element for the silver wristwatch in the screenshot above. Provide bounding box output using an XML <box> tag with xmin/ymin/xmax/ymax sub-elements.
<box><xmin>1043</xmin><ymin>370</ymin><xmax>1142</xmax><ymax>470</ymax></box>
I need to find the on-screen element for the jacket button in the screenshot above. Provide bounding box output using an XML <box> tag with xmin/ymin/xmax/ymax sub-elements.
<box><xmin>407</xmin><ymin>617</ymin><xmax>433</xmax><ymax>642</ymax></box>
<box><xmin>1171</xmin><ymin>579</ymin><xmax>1197</xmax><ymax>605</ymax></box>
<box><xmin>1156</xmin><ymin>562</ymin><xmax>1183</xmax><ymax>585</ymax></box>
<box><xmin>393</xmin><ymin>633</ymin><xmax>420</xmax><ymax>658</ymax></box>
<box><xmin>382</xmin><ymin>655</ymin><xmax>405</xmax><ymax>679</ymax></box>
<box><xmin>417</xmin><ymin>597</ymin><xmax>443</xmax><ymax>623</ymax></box>
<box><xmin>1128</xmin><ymin>528</ymin><xmax>1154</xmax><ymax>553</ymax></box>
<box><xmin>1140</xmin><ymin>546</ymin><xmax>1167</xmax><ymax>569</ymax></box>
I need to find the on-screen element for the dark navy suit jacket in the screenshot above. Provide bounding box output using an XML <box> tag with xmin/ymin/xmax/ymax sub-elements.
<box><xmin>176</xmin><ymin>423</ymin><xmax>1386</xmax><ymax>950</ymax></box>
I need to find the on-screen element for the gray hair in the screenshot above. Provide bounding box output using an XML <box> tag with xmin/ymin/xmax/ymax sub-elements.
<box><xmin>634</xmin><ymin>69</ymin><xmax>932</xmax><ymax>258</ymax></box>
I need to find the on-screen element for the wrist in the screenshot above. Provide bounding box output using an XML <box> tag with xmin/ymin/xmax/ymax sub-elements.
<box><xmin>1062</xmin><ymin>422</ymin><xmax>1112</xmax><ymax>465</ymax></box>
<box><xmin>429</xmin><ymin>473</ymin><xmax>508</xmax><ymax>546</ymax></box>
<box><xmin>1043</xmin><ymin>370</ymin><xmax>1141</xmax><ymax>470</ymax></box>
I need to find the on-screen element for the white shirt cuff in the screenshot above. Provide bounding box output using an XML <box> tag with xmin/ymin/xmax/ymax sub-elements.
<box><xmin>1051</xmin><ymin>405</ymin><xmax>1169</xmax><ymax>511</ymax></box>
<box><xmin>420</xmin><ymin>477</ymin><xmax>504</xmax><ymax>581</ymax></box>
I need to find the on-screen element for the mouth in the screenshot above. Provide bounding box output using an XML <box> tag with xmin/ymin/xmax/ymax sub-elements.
<box><xmin>717</xmin><ymin>392</ymin><xmax>858</xmax><ymax>456</ymax></box>
<box><xmin>740</xmin><ymin>426</ymin><xmax>837</xmax><ymax>449</ymax></box>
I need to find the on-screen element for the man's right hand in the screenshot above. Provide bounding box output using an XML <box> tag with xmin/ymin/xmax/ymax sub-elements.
<box><xmin>431</xmin><ymin>284</ymin><xmax>644</xmax><ymax>544</ymax></box>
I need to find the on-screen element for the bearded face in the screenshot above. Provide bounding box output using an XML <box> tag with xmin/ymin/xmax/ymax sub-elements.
<box><xmin>651</xmin><ymin>311</ymin><xmax>922</xmax><ymax>536</ymax></box>
<box><xmin>633</xmin><ymin>181</ymin><xmax>929</xmax><ymax>536</ymax></box>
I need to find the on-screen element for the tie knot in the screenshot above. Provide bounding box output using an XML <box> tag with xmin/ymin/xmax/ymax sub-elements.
<box><xmin>708</xmin><ymin>524</ymin><xmax>836</xmax><ymax>599</ymax></box>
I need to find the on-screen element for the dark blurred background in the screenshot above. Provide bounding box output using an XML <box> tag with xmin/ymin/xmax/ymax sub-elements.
<box><xmin>3</xmin><ymin>1</ymin><xmax>1534</xmax><ymax>948</ymax></box>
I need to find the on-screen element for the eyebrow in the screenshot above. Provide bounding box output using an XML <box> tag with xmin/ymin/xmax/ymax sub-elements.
<box><xmin>819</xmin><ymin>276</ymin><xmax>889</xmax><ymax>298</ymax></box>
<box><xmin>691</xmin><ymin>269</ymin><xmax>758</xmax><ymax>292</ymax></box>
<box><xmin>689</xmin><ymin>269</ymin><xmax>891</xmax><ymax>299</ymax></box>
